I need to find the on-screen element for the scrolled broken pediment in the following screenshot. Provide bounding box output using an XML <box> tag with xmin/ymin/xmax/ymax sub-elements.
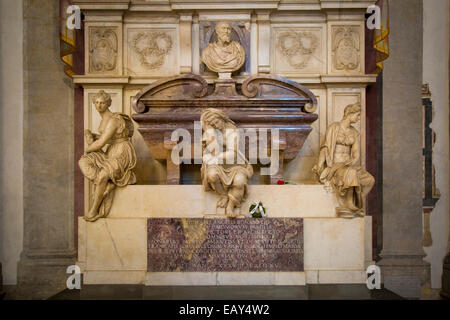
<box><xmin>132</xmin><ymin>74</ymin><xmax>208</xmax><ymax>113</ymax></box>
<box><xmin>241</xmin><ymin>74</ymin><xmax>318</xmax><ymax>113</ymax></box>
<box><xmin>132</xmin><ymin>74</ymin><xmax>317</xmax><ymax>114</ymax></box>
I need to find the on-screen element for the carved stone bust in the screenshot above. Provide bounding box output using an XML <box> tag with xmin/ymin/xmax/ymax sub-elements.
<box><xmin>201</xmin><ymin>22</ymin><xmax>246</xmax><ymax>73</ymax></box>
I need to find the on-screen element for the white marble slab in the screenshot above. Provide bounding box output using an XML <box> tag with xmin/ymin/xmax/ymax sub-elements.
<box><xmin>108</xmin><ymin>185</ymin><xmax>339</xmax><ymax>218</ymax></box>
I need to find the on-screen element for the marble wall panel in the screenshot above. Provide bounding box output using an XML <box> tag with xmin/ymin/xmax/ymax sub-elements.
<box><xmin>271</xmin><ymin>25</ymin><xmax>326</xmax><ymax>75</ymax></box>
<box><xmin>124</xmin><ymin>89</ymin><xmax>166</xmax><ymax>184</ymax></box>
<box><xmin>328</xmin><ymin>22</ymin><xmax>364</xmax><ymax>75</ymax></box>
<box><xmin>303</xmin><ymin>218</ymin><xmax>365</xmax><ymax>271</ymax></box>
<box><xmin>124</xmin><ymin>25</ymin><xmax>179</xmax><ymax>76</ymax></box>
<box><xmin>284</xmin><ymin>88</ymin><xmax>326</xmax><ymax>182</ymax></box>
<box><xmin>327</xmin><ymin>88</ymin><xmax>366</xmax><ymax>166</ymax></box>
<box><xmin>86</xmin><ymin>218</ymin><xmax>147</xmax><ymax>271</ymax></box>
<box><xmin>147</xmin><ymin>218</ymin><xmax>303</xmax><ymax>272</ymax></box>
<box><xmin>86</xmin><ymin>23</ymin><xmax>122</xmax><ymax>75</ymax></box>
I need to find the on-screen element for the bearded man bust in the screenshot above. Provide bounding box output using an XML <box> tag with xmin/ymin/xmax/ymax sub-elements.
<box><xmin>201</xmin><ymin>21</ymin><xmax>246</xmax><ymax>73</ymax></box>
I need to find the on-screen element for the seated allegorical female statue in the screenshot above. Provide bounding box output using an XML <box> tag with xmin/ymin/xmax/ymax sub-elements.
<box><xmin>79</xmin><ymin>90</ymin><xmax>137</xmax><ymax>222</ymax></box>
<box><xmin>312</xmin><ymin>103</ymin><xmax>374</xmax><ymax>218</ymax></box>
<box><xmin>201</xmin><ymin>108</ymin><xmax>253</xmax><ymax>218</ymax></box>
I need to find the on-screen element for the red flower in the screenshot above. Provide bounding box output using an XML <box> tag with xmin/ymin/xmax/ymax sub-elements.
<box><xmin>276</xmin><ymin>179</ymin><xmax>285</xmax><ymax>185</ymax></box>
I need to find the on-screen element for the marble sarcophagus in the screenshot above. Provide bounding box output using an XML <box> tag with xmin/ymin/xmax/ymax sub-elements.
<box><xmin>131</xmin><ymin>74</ymin><xmax>318</xmax><ymax>184</ymax></box>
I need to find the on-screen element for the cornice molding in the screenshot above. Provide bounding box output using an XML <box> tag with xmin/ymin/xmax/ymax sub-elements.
<box><xmin>74</xmin><ymin>0</ymin><xmax>376</xmax><ymax>12</ymax></box>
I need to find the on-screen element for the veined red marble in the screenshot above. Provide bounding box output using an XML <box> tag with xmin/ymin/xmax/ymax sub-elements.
<box><xmin>147</xmin><ymin>218</ymin><xmax>304</xmax><ymax>272</ymax></box>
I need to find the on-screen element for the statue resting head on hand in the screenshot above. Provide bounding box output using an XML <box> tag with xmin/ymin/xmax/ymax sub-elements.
<box><xmin>200</xmin><ymin>108</ymin><xmax>253</xmax><ymax>219</ymax></box>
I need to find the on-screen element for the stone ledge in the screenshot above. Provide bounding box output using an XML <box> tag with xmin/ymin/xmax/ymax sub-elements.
<box><xmin>72</xmin><ymin>74</ymin><xmax>377</xmax><ymax>86</ymax></box>
<box><xmin>307</xmin><ymin>270</ymin><xmax>367</xmax><ymax>284</ymax></box>
<box><xmin>84</xmin><ymin>270</ymin><xmax>146</xmax><ymax>284</ymax></box>
<box><xmin>145</xmin><ymin>272</ymin><xmax>306</xmax><ymax>286</ymax></box>
<box><xmin>73</xmin><ymin>0</ymin><xmax>375</xmax><ymax>12</ymax></box>
<box><xmin>108</xmin><ymin>184</ymin><xmax>339</xmax><ymax>218</ymax></box>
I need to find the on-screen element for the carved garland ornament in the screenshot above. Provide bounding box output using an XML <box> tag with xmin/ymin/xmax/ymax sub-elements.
<box><xmin>89</xmin><ymin>28</ymin><xmax>118</xmax><ymax>73</ymax></box>
<box><xmin>277</xmin><ymin>31</ymin><xmax>318</xmax><ymax>69</ymax></box>
<box><xmin>332</xmin><ymin>26</ymin><xmax>360</xmax><ymax>71</ymax></box>
<box><xmin>132</xmin><ymin>32</ymin><xmax>173</xmax><ymax>70</ymax></box>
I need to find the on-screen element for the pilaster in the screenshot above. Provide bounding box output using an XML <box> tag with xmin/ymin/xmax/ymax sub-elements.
<box><xmin>18</xmin><ymin>0</ymin><xmax>76</xmax><ymax>299</ymax></box>
<box><xmin>377</xmin><ymin>0</ymin><xmax>430</xmax><ymax>298</ymax></box>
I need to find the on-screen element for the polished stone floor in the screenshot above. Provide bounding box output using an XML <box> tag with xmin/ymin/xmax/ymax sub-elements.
<box><xmin>45</xmin><ymin>284</ymin><xmax>405</xmax><ymax>300</ymax></box>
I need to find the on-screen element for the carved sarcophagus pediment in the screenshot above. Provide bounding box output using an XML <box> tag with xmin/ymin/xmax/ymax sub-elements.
<box><xmin>132</xmin><ymin>74</ymin><xmax>318</xmax><ymax>184</ymax></box>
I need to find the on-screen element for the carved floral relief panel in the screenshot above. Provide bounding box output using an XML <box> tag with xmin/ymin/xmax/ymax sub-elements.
<box><xmin>271</xmin><ymin>26</ymin><xmax>325</xmax><ymax>75</ymax></box>
<box><xmin>125</xmin><ymin>26</ymin><xmax>179</xmax><ymax>76</ymax></box>
<box><xmin>329</xmin><ymin>24</ymin><xmax>364</xmax><ymax>74</ymax></box>
<box><xmin>88</xmin><ymin>26</ymin><xmax>120</xmax><ymax>74</ymax></box>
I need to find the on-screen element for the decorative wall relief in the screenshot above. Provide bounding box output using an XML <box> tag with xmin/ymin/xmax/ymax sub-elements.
<box><xmin>277</xmin><ymin>31</ymin><xmax>318</xmax><ymax>69</ymax></box>
<box><xmin>89</xmin><ymin>27</ymin><xmax>118</xmax><ymax>73</ymax></box>
<box><xmin>132</xmin><ymin>32</ymin><xmax>173</xmax><ymax>70</ymax></box>
<box><xmin>332</xmin><ymin>26</ymin><xmax>360</xmax><ymax>72</ymax></box>
<box><xmin>271</xmin><ymin>27</ymin><xmax>324</xmax><ymax>75</ymax></box>
<box><xmin>312</xmin><ymin>103</ymin><xmax>374</xmax><ymax>218</ymax></box>
<box><xmin>125</xmin><ymin>27</ymin><xmax>178</xmax><ymax>76</ymax></box>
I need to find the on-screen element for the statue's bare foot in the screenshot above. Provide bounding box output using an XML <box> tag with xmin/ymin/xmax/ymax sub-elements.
<box><xmin>226</xmin><ymin>203</ymin><xmax>237</xmax><ymax>219</ymax></box>
<box><xmin>217</xmin><ymin>196</ymin><xmax>228</xmax><ymax>208</ymax></box>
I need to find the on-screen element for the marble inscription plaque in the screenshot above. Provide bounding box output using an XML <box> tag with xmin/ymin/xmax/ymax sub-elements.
<box><xmin>147</xmin><ymin>218</ymin><xmax>303</xmax><ymax>272</ymax></box>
